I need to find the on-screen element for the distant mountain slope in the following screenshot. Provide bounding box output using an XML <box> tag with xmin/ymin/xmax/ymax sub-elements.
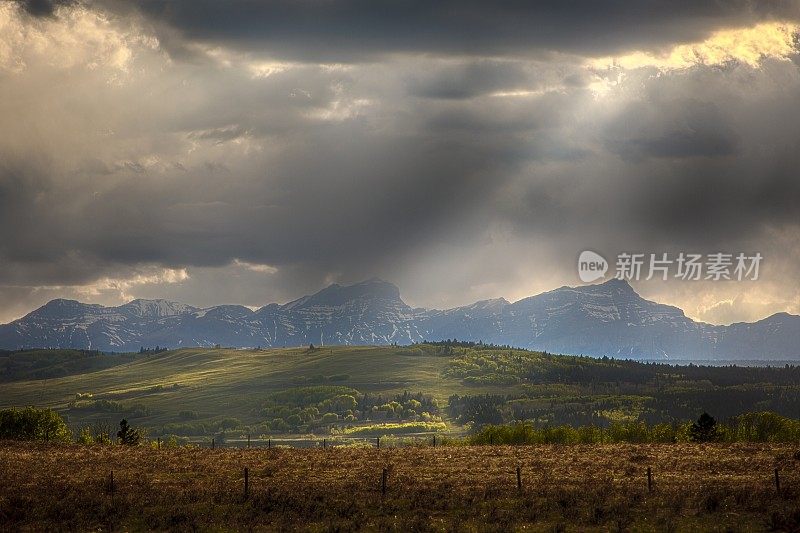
<box><xmin>0</xmin><ymin>279</ymin><xmax>797</xmax><ymax>360</ymax></box>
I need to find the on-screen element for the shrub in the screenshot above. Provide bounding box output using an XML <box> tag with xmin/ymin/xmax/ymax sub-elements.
<box><xmin>93</xmin><ymin>421</ymin><xmax>113</xmax><ymax>445</ymax></box>
<box><xmin>217</xmin><ymin>417</ymin><xmax>241</xmax><ymax>431</ymax></box>
<box><xmin>729</xmin><ymin>411</ymin><xmax>800</xmax><ymax>442</ymax></box>
<box><xmin>77</xmin><ymin>426</ymin><xmax>94</xmax><ymax>445</ymax></box>
<box><xmin>0</xmin><ymin>407</ymin><xmax>71</xmax><ymax>443</ymax></box>
<box><xmin>321</xmin><ymin>412</ymin><xmax>340</xmax><ymax>423</ymax></box>
<box><xmin>331</xmin><ymin>394</ymin><xmax>357</xmax><ymax>413</ymax></box>
<box><xmin>150</xmin><ymin>434</ymin><xmax>184</xmax><ymax>448</ymax></box>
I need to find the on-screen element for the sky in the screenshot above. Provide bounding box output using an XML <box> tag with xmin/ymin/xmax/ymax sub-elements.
<box><xmin>1</xmin><ymin>0</ymin><xmax>800</xmax><ymax>325</ymax></box>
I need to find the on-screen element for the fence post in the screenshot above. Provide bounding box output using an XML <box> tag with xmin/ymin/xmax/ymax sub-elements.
<box><xmin>211</xmin><ymin>438</ymin><xmax>215</xmax><ymax>449</ymax></box>
<box><xmin>433</xmin><ymin>435</ymin><xmax>436</xmax><ymax>447</ymax></box>
<box><xmin>376</xmin><ymin>437</ymin><xmax>380</xmax><ymax>449</ymax></box>
<box><xmin>516</xmin><ymin>466</ymin><xmax>522</xmax><ymax>492</ymax></box>
<box><xmin>268</xmin><ymin>438</ymin><xmax>271</xmax><ymax>449</ymax></box>
<box><xmin>247</xmin><ymin>434</ymin><xmax>250</xmax><ymax>448</ymax></box>
<box><xmin>244</xmin><ymin>467</ymin><xmax>249</xmax><ymax>499</ymax></box>
<box><xmin>381</xmin><ymin>468</ymin><xmax>387</xmax><ymax>496</ymax></box>
<box><xmin>323</xmin><ymin>438</ymin><xmax>327</xmax><ymax>449</ymax></box>
<box><xmin>489</xmin><ymin>434</ymin><xmax>493</xmax><ymax>446</ymax></box>
<box><xmin>775</xmin><ymin>468</ymin><xmax>781</xmax><ymax>493</ymax></box>
<box><xmin>647</xmin><ymin>467</ymin><xmax>653</xmax><ymax>493</ymax></box>
<box><xmin>157</xmin><ymin>437</ymin><xmax>161</xmax><ymax>450</ymax></box>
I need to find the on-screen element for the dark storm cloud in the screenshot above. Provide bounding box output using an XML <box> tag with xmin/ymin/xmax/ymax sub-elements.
<box><xmin>98</xmin><ymin>0</ymin><xmax>800</xmax><ymax>61</ymax></box>
<box><xmin>15</xmin><ymin>0</ymin><xmax>74</xmax><ymax>18</ymax></box>
<box><xmin>610</xmin><ymin>64</ymin><xmax>800</xmax><ymax>250</ymax></box>
<box><xmin>73</xmin><ymin>128</ymin><xmax>524</xmax><ymax>271</ymax></box>
<box><xmin>498</xmin><ymin>59</ymin><xmax>800</xmax><ymax>265</ymax></box>
<box><xmin>0</xmin><ymin>38</ymin><xmax>531</xmax><ymax>294</ymax></box>
<box><xmin>1</xmin><ymin>0</ymin><xmax>800</xmax><ymax>324</ymax></box>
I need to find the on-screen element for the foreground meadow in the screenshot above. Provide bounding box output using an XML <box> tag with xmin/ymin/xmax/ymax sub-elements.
<box><xmin>1</xmin><ymin>442</ymin><xmax>799</xmax><ymax>531</ymax></box>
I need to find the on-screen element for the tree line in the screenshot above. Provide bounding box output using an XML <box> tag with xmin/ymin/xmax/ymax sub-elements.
<box><xmin>3</xmin><ymin>407</ymin><xmax>800</xmax><ymax>446</ymax></box>
<box><xmin>469</xmin><ymin>411</ymin><xmax>800</xmax><ymax>445</ymax></box>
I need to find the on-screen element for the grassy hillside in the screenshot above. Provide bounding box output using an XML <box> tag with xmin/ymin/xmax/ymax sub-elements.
<box><xmin>2</xmin><ymin>343</ymin><xmax>800</xmax><ymax>439</ymax></box>
<box><xmin>0</xmin><ymin>346</ymin><xmax>472</xmax><ymax>435</ymax></box>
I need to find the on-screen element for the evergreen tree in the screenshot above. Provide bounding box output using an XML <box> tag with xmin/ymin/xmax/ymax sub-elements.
<box><xmin>117</xmin><ymin>419</ymin><xmax>141</xmax><ymax>446</ymax></box>
<box><xmin>689</xmin><ymin>412</ymin><xmax>721</xmax><ymax>442</ymax></box>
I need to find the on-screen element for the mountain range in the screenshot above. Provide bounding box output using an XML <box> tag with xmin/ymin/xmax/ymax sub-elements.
<box><xmin>0</xmin><ymin>278</ymin><xmax>798</xmax><ymax>360</ymax></box>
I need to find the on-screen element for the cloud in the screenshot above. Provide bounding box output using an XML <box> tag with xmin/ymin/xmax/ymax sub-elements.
<box><xmin>98</xmin><ymin>0</ymin><xmax>800</xmax><ymax>62</ymax></box>
<box><xmin>1</xmin><ymin>1</ymin><xmax>800</xmax><ymax>326</ymax></box>
<box><xmin>590</xmin><ymin>22</ymin><xmax>800</xmax><ymax>70</ymax></box>
<box><xmin>0</xmin><ymin>2</ymin><xmax>154</xmax><ymax>75</ymax></box>
<box><xmin>407</xmin><ymin>60</ymin><xmax>532</xmax><ymax>100</ymax></box>
<box><xmin>232</xmin><ymin>259</ymin><xmax>278</xmax><ymax>274</ymax></box>
<box><xmin>0</xmin><ymin>266</ymin><xmax>189</xmax><ymax>323</ymax></box>
<box><xmin>603</xmin><ymin>99</ymin><xmax>740</xmax><ymax>160</ymax></box>
<box><xmin>15</xmin><ymin>0</ymin><xmax>75</xmax><ymax>18</ymax></box>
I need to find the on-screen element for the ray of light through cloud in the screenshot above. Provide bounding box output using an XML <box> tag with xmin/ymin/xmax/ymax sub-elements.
<box><xmin>0</xmin><ymin>1</ymin><xmax>799</xmax><ymax>326</ymax></box>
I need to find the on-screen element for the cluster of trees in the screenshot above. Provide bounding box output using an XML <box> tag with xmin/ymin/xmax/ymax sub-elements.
<box><xmin>260</xmin><ymin>387</ymin><xmax>441</xmax><ymax>433</ymax></box>
<box><xmin>76</xmin><ymin>419</ymin><xmax>143</xmax><ymax>445</ymax></box>
<box><xmin>3</xmin><ymin>406</ymin><xmax>798</xmax><ymax>448</ymax></box>
<box><xmin>647</xmin><ymin>386</ymin><xmax>800</xmax><ymax>422</ymax></box>
<box><xmin>445</xmin><ymin>348</ymin><xmax>800</xmax><ymax>390</ymax></box>
<box><xmin>357</xmin><ymin>391</ymin><xmax>440</xmax><ymax>422</ymax></box>
<box><xmin>138</xmin><ymin>346</ymin><xmax>169</xmax><ymax>354</ymax></box>
<box><xmin>443</xmin><ymin>348</ymin><xmax>800</xmax><ymax>426</ymax></box>
<box><xmin>424</xmin><ymin>340</ymin><xmax>520</xmax><ymax>350</ymax></box>
<box><xmin>469</xmin><ymin>412</ymin><xmax>800</xmax><ymax>445</ymax></box>
<box><xmin>444</xmin><ymin>350</ymin><xmax>541</xmax><ymax>385</ymax></box>
<box><xmin>68</xmin><ymin>398</ymin><xmax>152</xmax><ymax>418</ymax></box>
<box><xmin>0</xmin><ymin>349</ymin><xmax>132</xmax><ymax>382</ymax></box>
<box><xmin>0</xmin><ymin>407</ymin><xmax>142</xmax><ymax>445</ymax></box>
<box><xmin>448</xmin><ymin>393</ymin><xmax>622</xmax><ymax>427</ymax></box>
<box><xmin>159</xmin><ymin>417</ymin><xmax>242</xmax><ymax>437</ymax></box>
<box><xmin>448</xmin><ymin>394</ymin><xmax>505</xmax><ymax>425</ymax></box>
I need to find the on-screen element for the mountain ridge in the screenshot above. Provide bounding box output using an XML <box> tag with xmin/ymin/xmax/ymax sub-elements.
<box><xmin>0</xmin><ymin>278</ymin><xmax>798</xmax><ymax>360</ymax></box>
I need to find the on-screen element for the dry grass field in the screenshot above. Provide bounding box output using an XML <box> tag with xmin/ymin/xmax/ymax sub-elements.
<box><xmin>1</xmin><ymin>442</ymin><xmax>800</xmax><ymax>531</ymax></box>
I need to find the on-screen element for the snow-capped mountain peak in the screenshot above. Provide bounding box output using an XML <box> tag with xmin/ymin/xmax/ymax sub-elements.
<box><xmin>120</xmin><ymin>299</ymin><xmax>198</xmax><ymax>318</ymax></box>
<box><xmin>0</xmin><ymin>279</ymin><xmax>798</xmax><ymax>360</ymax></box>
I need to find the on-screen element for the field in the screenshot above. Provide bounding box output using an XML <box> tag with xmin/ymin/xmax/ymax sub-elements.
<box><xmin>0</xmin><ymin>346</ymin><xmax>462</xmax><ymax>437</ymax></box>
<box><xmin>3</xmin><ymin>345</ymin><xmax>800</xmax><ymax>441</ymax></box>
<box><xmin>1</xmin><ymin>442</ymin><xmax>799</xmax><ymax>531</ymax></box>
<box><xmin>4</xmin><ymin>346</ymin><xmax>800</xmax><ymax>530</ymax></box>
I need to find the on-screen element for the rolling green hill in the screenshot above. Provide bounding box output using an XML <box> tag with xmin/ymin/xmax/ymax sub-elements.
<box><xmin>2</xmin><ymin>344</ymin><xmax>800</xmax><ymax>440</ymax></box>
<box><xmin>0</xmin><ymin>345</ymin><xmax>473</xmax><ymax>436</ymax></box>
